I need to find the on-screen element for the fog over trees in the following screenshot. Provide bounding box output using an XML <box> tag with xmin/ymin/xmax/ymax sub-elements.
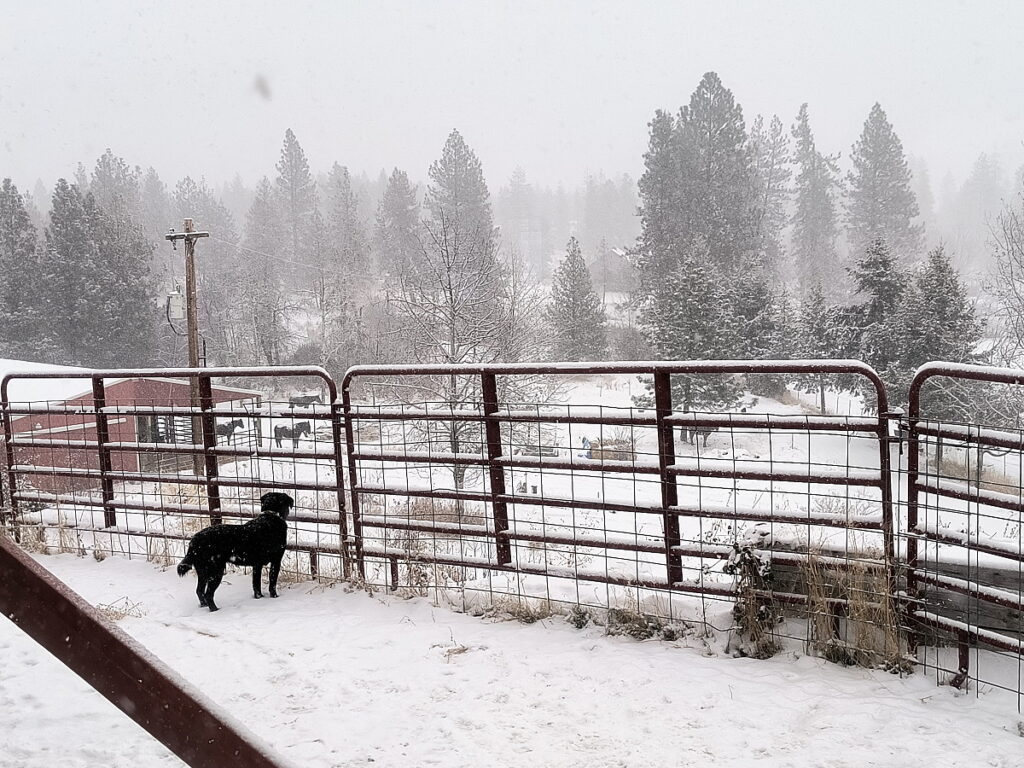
<box><xmin>1</xmin><ymin>65</ymin><xmax>1021</xmax><ymax>415</ymax></box>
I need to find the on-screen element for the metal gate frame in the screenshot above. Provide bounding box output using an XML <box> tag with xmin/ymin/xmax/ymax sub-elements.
<box><xmin>906</xmin><ymin>361</ymin><xmax>1024</xmax><ymax>688</ymax></box>
<box><xmin>1</xmin><ymin>366</ymin><xmax>351</xmax><ymax>572</ymax></box>
<box><xmin>341</xmin><ymin>359</ymin><xmax>898</xmax><ymax>612</ymax></box>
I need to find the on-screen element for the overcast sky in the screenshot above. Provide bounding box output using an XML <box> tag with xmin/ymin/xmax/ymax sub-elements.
<box><xmin>2</xmin><ymin>0</ymin><xmax>1022</xmax><ymax>196</ymax></box>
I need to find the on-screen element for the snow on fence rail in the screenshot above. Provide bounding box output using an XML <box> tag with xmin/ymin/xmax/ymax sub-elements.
<box><xmin>1</xmin><ymin>361</ymin><xmax>1023</xmax><ymax>709</ymax></box>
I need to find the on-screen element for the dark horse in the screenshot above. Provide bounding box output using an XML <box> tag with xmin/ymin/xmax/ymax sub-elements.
<box><xmin>289</xmin><ymin>394</ymin><xmax>323</xmax><ymax>408</ymax></box>
<box><xmin>215</xmin><ymin>418</ymin><xmax>245</xmax><ymax>445</ymax></box>
<box><xmin>274</xmin><ymin>421</ymin><xmax>311</xmax><ymax>448</ymax></box>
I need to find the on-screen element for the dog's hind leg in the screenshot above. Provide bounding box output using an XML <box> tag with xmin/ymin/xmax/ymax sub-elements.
<box><xmin>251</xmin><ymin>564</ymin><xmax>264</xmax><ymax>599</ymax></box>
<box><xmin>268</xmin><ymin>553</ymin><xmax>284</xmax><ymax>598</ymax></box>
<box><xmin>195</xmin><ymin>568</ymin><xmax>209</xmax><ymax>608</ymax></box>
<box><xmin>203</xmin><ymin>571</ymin><xmax>224</xmax><ymax>612</ymax></box>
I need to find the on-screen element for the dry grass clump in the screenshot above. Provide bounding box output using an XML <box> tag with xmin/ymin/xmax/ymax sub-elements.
<box><xmin>95</xmin><ymin>597</ymin><xmax>145</xmax><ymax>622</ymax></box>
<box><xmin>803</xmin><ymin>552</ymin><xmax>907</xmax><ymax>671</ymax></box>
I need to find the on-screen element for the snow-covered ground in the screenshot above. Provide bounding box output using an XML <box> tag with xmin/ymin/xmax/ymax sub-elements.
<box><xmin>2</xmin><ymin>553</ymin><xmax>1023</xmax><ymax>768</ymax></box>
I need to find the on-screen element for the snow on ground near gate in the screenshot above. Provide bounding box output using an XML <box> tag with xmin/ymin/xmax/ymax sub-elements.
<box><xmin>3</xmin><ymin>554</ymin><xmax>1023</xmax><ymax>768</ymax></box>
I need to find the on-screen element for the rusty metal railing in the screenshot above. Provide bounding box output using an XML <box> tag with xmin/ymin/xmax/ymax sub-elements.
<box><xmin>341</xmin><ymin>360</ymin><xmax>898</xmax><ymax>641</ymax></box>
<box><xmin>906</xmin><ymin>362</ymin><xmax>1024</xmax><ymax>696</ymax></box>
<box><xmin>1</xmin><ymin>366</ymin><xmax>351</xmax><ymax>578</ymax></box>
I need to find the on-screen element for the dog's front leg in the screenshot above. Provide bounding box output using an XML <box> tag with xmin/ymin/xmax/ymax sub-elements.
<box><xmin>268</xmin><ymin>553</ymin><xmax>283</xmax><ymax>598</ymax></box>
<box><xmin>252</xmin><ymin>564</ymin><xmax>264</xmax><ymax>598</ymax></box>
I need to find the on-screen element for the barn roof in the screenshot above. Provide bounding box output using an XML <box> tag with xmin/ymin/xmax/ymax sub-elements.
<box><xmin>0</xmin><ymin>359</ymin><xmax>262</xmax><ymax>404</ymax></box>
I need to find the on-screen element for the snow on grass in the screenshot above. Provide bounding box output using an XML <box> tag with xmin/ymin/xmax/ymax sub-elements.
<box><xmin>3</xmin><ymin>552</ymin><xmax>1023</xmax><ymax>768</ymax></box>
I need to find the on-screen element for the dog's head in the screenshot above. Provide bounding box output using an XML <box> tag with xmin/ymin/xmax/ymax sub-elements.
<box><xmin>260</xmin><ymin>492</ymin><xmax>295</xmax><ymax>519</ymax></box>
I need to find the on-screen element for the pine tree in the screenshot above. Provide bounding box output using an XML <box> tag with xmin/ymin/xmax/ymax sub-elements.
<box><xmin>424</xmin><ymin>129</ymin><xmax>495</xmax><ymax>252</ymax></box>
<box><xmin>91</xmin><ymin>149</ymin><xmax>141</xmax><ymax>224</ymax></box>
<box><xmin>238</xmin><ymin>178</ymin><xmax>290</xmax><ymax>365</ymax></box>
<box><xmin>791</xmin><ymin>104</ymin><xmax>841</xmax><ymax>295</ymax></box>
<box><xmin>638</xmin><ymin>252</ymin><xmax>743</xmax><ymax>413</ymax></box>
<box><xmin>546</xmin><ymin>237</ymin><xmax>607</xmax><ymax>361</ymax></box>
<box><xmin>848</xmin><ymin>238</ymin><xmax>908</xmax><ymax>406</ymax></box>
<box><xmin>37</xmin><ymin>179</ymin><xmax>156</xmax><ymax>366</ymax></box>
<box><xmin>324</xmin><ymin>163</ymin><xmax>369</xmax><ymax>274</ymax></box>
<box><xmin>794</xmin><ymin>284</ymin><xmax>842</xmax><ymax>412</ymax></box>
<box><xmin>890</xmin><ymin>246</ymin><xmax>984</xmax><ymax>414</ymax></box>
<box><xmin>636</xmin><ymin>109</ymin><xmax>681</xmax><ymax>292</ymax></box>
<box><xmin>675</xmin><ymin>71</ymin><xmax>755</xmax><ymax>271</ymax></box>
<box><xmin>748</xmin><ymin>114</ymin><xmax>791</xmax><ymax>274</ymax></box>
<box><xmin>846</xmin><ymin>103</ymin><xmax>923</xmax><ymax>263</ymax></box>
<box><xmin>0</xmin><ymin>179</ymin><xmax>46</xmax><ymax>360</ymax></box>
<box><xmin>274</xmin><ymin>128</ymin><xmax>317</xmax><ymax>280</ymax></box>
<box><xmin>374</xmin><ymin>167</ymin><xmax>421</xmax><ymax>278</ymax></box>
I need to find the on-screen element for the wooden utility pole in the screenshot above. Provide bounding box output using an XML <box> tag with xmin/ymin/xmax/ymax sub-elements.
<box><xmin>166</xmin><ymin>219</ymin><xmax>209</xmax><ymax>477</ymax></box>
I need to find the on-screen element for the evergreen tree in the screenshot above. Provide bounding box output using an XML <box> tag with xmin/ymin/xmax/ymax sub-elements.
<box><xmin>846</xmin><ymin>103</ymin><xmax>923</xmax><ymax>263</ymax></box>
<box><xmin>139</xmin><ymin>167</ymin><xmax>174</xmax><ymax>274</ymax></box>
<box><xmin>374</xmin><ymin>167</ymin><xmax>421</xmax><ymax>278</ymax></box>
<box><xmin>91</xmin><ymin>149</ymin><xmax>141</xmax><ymax>224</ymax></box>
<box><xmin>890</xmin><ymin>246</ymin><xmax>984</xmax><ymax>414</ymax></box>
<box><xmin>0</xmin><ymin>179</ymin><xmax>46</xmax><ymax>360</ymax></box>
<box><xmin>546</xmin><ymin>237</ymin><xmax>607</xmax><ymax>361</ymax></box>
<box><xmin>38</xmin><ymin>179</ymin><xmax>156</xmax><ymax>366</ymax></box>
<box><xmin>748</xmin><ymin>114</ymin><xmax>791</xmax><ymax>274</ymax></box>
<box><xmin>848</xmin><ymin>238</ymin><xmax>908</xmax><ymax>406</ymax></box>
<box><xmin>238</xmin><ymin>178</ymin><xmax>290</xmax><ymax>365</ymax></box>
<box><xmin>791</xmin><ymin>104</ymin><xmax>841</xmax><ymax>295</ymax></box>
<box><xmin>636</xmin><ymin>109</ymin><xmax>681</xmax><ymax>292</ymax></box>
<box><xmin>675</xmin><ymin>71</ymin><xmax>755</xmax><ymax>271</ymax></box>
<box><xmin>324</xmin><ymin>163</ymin><xmax>369</xmax><ymax>274</ymax></box>
<box><xmin>274</xmin><ymin>128</ymin><xmax>317</xmax><ymax>280</ymax></box>
<box><xmin>638</xmin><ymin>252</ymin><xmax>743</xmax><ymax>413</ymax></box>
<box><xmin>424</xmin><ymin>129</ymin><xmax>495</xmax><ymax>253</ymax></box>
<box><xmin>794</xmin><ymin>283</ymin><xmax>843</xmax><ymax>412</ymax></box>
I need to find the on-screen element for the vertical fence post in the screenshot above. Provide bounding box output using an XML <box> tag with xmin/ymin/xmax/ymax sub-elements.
<box><xmin>341</xmin><ymin>383</ymin><xmax>365</xmax><ymax>579</ymax></box>
<box><xmin>327</xmin><ymin>381</ymin><xmax>351</xmax><ymax>578</ymax></box>
<box><xmin>482</xmin><ymin>372</ymin><xmax>512</xmax><ymax>566</ymax></box>
<box><xmin>653</xmin><ymin>370</ymin><xmax>683</xmax><ymax>588</ymax></box>
<box><xmin>91</xmin><ymin>378</ymin><xmax>116</xmax><ymax>529</ymax></box>
<box><xmin>197</xmin><ymin>376</ymin><xmax>221</xmax><ymax>525</ymax></box>
<box><xmin>1</xmin><ymin>384</ymin><xmax>19</xmax><ymax>528</ymax></box>
<box><xmin>905</xmin><ymin>387</ymin><xmax>922</xmax><ymax>657</ymax></box>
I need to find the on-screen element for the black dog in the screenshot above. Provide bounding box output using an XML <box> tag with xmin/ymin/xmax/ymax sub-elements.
<box><xmin>176</xmin><ymin>492</ymin><xmax>294</xmax><ymax>612</ymax></box>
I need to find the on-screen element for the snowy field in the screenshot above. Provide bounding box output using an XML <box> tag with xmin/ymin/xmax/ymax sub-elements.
<box><xmin>2</xmin><ymin>553</ymin><xmax>1024</xmax><ymax>768</ymax></box>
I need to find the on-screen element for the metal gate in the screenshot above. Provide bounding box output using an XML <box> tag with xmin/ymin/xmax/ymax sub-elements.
<box><xmin>1</xmin><ymin>366</ymin><xmax>350</xmax><ymax>579</ymax></box>
<box><xmin>906</xmin><ymin>362</ymin><xmax>1024</xmax><ymax>700</ymax></box>
<box><xmin>341</xmin><ymin>360</ymin><xmax>899</xmax><ymax>654</ymax></box>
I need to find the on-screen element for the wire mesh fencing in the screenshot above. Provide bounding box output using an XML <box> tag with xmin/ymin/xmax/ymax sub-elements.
<box><xmin>0</xmin><ymin>367</ymin><xmax>349</xmax><ymax>583</ymax></box>
<box><xmin>341</xmin><ymin>361</ymin><xmax>902</xmax><ymax>662</ymax></box>
<box><xmin>904</xmin><ymin>363</ymin><xmax>1024</xmax><ymax>705</ymax></box>
<box><xmin>3</xmin><ymin>359</ymin><xmax>1024</xmax><ymax>708</ymax></box>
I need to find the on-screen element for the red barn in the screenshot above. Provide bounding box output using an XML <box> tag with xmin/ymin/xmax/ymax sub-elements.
<box><xmin>1</xmin><ymin>360</ymin><xmax>262</xmax><ymax>494</ymax></box>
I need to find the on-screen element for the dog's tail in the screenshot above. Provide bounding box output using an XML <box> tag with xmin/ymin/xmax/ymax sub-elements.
<box><xmin>176</xmin><ymin>554</ymin><xmax>193</xmax><ymax>577</ymax></box>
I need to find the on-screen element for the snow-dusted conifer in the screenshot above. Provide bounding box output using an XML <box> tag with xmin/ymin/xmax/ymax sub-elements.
<box><xmin>374</xmin><ymin>168</ymin><xmax>420</xmax><ymax>277</ymax></box>
<box><xmin>546</xmin><ymin>237</ymin><xmax>607</xmax><ymax>361</ymax></box>
<box><xmin>791</xmin><ymin>104</ymin><xmax>841</xmax><ymax>295</ymax></box>
<box><xmin>846</xmin><ymin>104</ymin><xmax>923</xmax><ymax>263</ymax></box>
<box><xmin>274</xmin><ymin>128</ymin><xmax>317</xmax><ymax>279</ymax></box>
<box><xmin>748</xmin><ymin>114</ymin><xmax>791</xmax><ymax>274</ymax></box>
<box><xmin>0</xmin><ymin>179</ymin><xmax>45</xmax><ymax>360</ymax></box>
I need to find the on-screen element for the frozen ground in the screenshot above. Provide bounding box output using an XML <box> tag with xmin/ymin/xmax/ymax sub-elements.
<box><xmin>2</xmin><ymin>553</ymin><xmax>1023</xmax><ymax>768</ymax></box>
